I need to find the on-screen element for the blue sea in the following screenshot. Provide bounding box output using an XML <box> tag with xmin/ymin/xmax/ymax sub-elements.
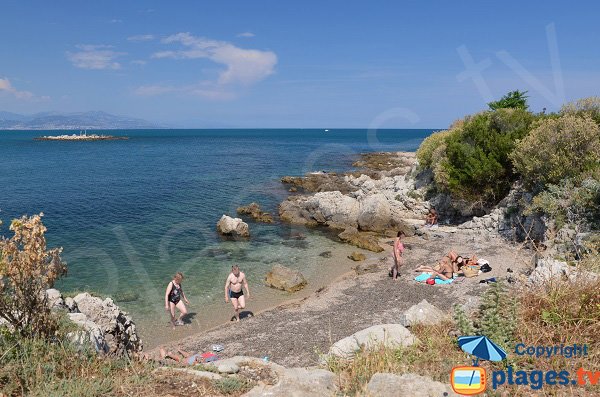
<box><xmin>0</xmin><ymin>129</ymin><xmax>432</xmax><ymax>343</ymax></box>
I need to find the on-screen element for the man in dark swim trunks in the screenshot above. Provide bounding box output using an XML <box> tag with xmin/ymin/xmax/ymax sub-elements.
<box><xmin>225</xmin><ymin>265</ymin><xmax>250</xmax><ymax>322</ymax></box>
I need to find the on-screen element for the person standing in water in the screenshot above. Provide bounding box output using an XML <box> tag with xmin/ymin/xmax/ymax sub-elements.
<box><xmin>389</xmin><ymin>231</ymin><xmax>405</xmax><ymax>280</ymax></box>
<box><xmin>165</xmin><ymin>272</ymin><xmax>190</xmax><ymax>327</ymax></box>
<box><xmin>225</xmin><ymin>265</ymin><xmax>250</xmax><ymax>322</ymax></box>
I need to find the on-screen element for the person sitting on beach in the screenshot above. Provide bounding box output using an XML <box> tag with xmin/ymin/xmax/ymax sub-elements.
<box><xmin>225</xmin><ymin>265</ymin><xmax>250</xmax><ymax>322</ymax></box>
<box><xmin>414</xmin><ymin>256</ymin><xmax>455</xmax><ymax>280</ymax></box>
<box><xmin>165</xmin><ymin>272</ymin><xmax>190</xmax><ymax>327</ymax></box>
<box><xmin>424</xmin><ymin>208</ymin><xmax>438</xmax><ymax>227</ymax></box>
<box><xmin>388</xmin><ymin>231</ymin><xmax>405</xmax><ymax>280</ymax></box>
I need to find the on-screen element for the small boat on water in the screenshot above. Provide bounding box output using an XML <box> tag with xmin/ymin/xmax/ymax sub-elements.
<box><xmin>34</xmin><ymin>130</ymin><xmax>128</xmax><ymax>141</ymax></box>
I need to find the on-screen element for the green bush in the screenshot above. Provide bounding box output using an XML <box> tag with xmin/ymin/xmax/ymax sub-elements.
<box><xmin>560</xmin><ymin>96</ymin><xmax>600</xmax><ymax>125</ymax></box>
<box><xmin>416</xmin><ymin>129</ymin><xmax>452</xmax><ymax>169</ymax></box>
<box><xmin>527</xmin><ymin>173</ymin><xmax>600</xmax><ymax>230</ymax></box>
<box><xmin>440</xmin><ymin>108</ymin><xmax>535</xmax><ymax>205</ymax></box>
<box><xmin>488</xmin><ymin>90</ymin><xmax>529</xmax><ymax>110</ymax></box>
<box><xmin>511</xmin><ymin>115</ymin><xmax>600</xmax><ymax>190</ymax></box>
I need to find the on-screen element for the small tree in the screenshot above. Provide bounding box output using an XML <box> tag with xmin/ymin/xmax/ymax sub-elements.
<box><xmin>0</xmin><ymin>213</ymin><xmax>67</xmax><ymax>337</ymax></box>
<box><xmin>488</xmin><ymin>90</ymin><xmax>529</xmax><ymax>110</ymax></box>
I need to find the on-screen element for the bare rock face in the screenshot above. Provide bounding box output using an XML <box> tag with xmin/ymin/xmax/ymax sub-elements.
<box><xmin>73</xmin><ymin>292</ymin><xmax>142</xmax><ymax>356</ymax></box>
<box><xmin>217</xmin><ymin>215</ymin><xmax>250</xmax><ymax>237</ymax></box>
<box><xmin>338</xmin><ymin>228</ymin><xmax>384</xmax><ymax>253</ymax></box>
<box><xmin>265</xmin><ymin>265</ymin><xmax>307</xmax><ymax>292</ymax></box>
<box><xmin>237</xmin><ymin>202</ymin><xmax>274</xmax><ymax>223</ymax></box>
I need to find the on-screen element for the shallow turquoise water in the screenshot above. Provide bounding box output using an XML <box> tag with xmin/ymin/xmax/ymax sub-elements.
<box><xmin>0</xmin><ymin>129</ymin><xmax>432</xmax><ymax>330</ymax></box>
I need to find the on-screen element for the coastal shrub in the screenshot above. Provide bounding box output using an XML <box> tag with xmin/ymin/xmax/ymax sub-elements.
<box><xmin>488</xmin><ymin>90</ymin><xmax>529</xmax><ymax>110</ymax></box>
<box><xmin>511</xmin><ymin>115</ymin><xmax>600</xmax><ymax>190</ymax></box>
<box><xmin>415</xmin><ymin>129</ymin><xmax>452</xmax><ymax>169</ymax></box>
<box><xmin>0</xmin><ymin>213</ymin><xmax>67</xmax><ymax>337</ymax></box>
<box><xmin>560</xmin><ymin>96</ymin><xmax>600</xmax><ymax>124</ymax></box>
<box><xmin>527</xmin><ymin>174</ymin><xmax>600</xmax><ymax>231</ymax></box>
<box><xmin>441</xmin><ymin>108</ymin><xmax>535</xmax><ymax>205</ymax></box>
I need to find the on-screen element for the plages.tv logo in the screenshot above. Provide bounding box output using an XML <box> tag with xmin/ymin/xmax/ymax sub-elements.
<box><xmin>450</xmin><ymin>335</ymin><xmax>507</xmax><ymax>395</ymax></box>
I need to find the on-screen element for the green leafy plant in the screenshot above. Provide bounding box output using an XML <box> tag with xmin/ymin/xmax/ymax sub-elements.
<box><xmin>440</xmin><ymin>108</ymin><xmax>535</xmax><ymax>206</ymax></box>
<box><xmin>488</xmin><ymin>90</ymin><xmax>529</xmax><ymax>110</ymax></box>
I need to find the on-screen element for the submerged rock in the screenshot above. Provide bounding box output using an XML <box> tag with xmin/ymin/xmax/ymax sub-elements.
<box><xmin>217</xmin><ymin>215</ymin><xmax>250</xmax><ymax>237</ymax></box>
<box><xmin>353</xmin><ymin>262</ymin><xmax>379</xmax><ymax>275</ymax></box>
<box><xmin>265</xmin><ymin>265</ymin><xmax>307</xmax><ymax>292</ymax></box>
<box><xmin>237</xmin><ymin>202</ymin><xmax>274</xmax><ymax>223</ymax></box>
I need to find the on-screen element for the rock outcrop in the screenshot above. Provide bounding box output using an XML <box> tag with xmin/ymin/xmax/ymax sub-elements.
<box><xmin>338</xmin><ymin>228</ymin><xmax>384</xmax><ymax>252</ymax></box>
<box><xmin>42</xmin><ymin>289</ymin><xmax>142</xmax><ymax>356</ymax></box>
<box><xmin>237</xmin><ymin>202</ymin><xmax>274</xmax><ymax>223</ymax></box>
<box><xmin>72</xmin><ymin>292</ymin><xmax>142</xmax><ymax>356</ymax></box>
<box><xmin>217</xmin><ymin>215</ymin><xmax>250</xmax><ymax>237</ymax></box>
<box><xmin>265</xmin><ymin>265</ymin><xmax>307</xmax><ymax>292</ymax></box>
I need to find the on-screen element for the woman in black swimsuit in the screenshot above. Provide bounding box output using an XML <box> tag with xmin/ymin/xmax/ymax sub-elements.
<box><xmin>164</xmin><ymin>272</ymin><xmax>190</xmax><ymax>327</ymax></box>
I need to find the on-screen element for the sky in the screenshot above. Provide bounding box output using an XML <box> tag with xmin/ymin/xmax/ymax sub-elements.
<box><xmin>1</xmin><ymin>1</ymin><xmax>599</xmax><ymax>128</ymax></box>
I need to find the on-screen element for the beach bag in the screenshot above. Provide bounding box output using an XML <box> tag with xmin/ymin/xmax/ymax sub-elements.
<box><xmin>462</xmin><ymin>265</ymin><xmax>479</xmax><ymax>278</ymax></box>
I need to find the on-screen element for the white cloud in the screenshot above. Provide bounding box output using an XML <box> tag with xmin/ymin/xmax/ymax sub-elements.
<box><xmin>67</xmin><ymin>45</ymin><xmax>125</xmax><ymax>70</ymax></box>
<box><xmin>127</xmin><ymin>34</ymin><xmax>155</xmax><ymax>42</ymax></box>
<box><xmin>237</xmin><ymin>32</ymin><xmax>255</xmax><ymax>38</ymax></box>
<box><xmin>0</xmin><ymin>77</ymin><xmax>48</xmax><ymax>100</ymax></box>
<box><xmin>109</xmin><ymin>19</ymin><xmax>123</xmax><ymax>24</ymax></box>
<box><xmin>134</xmin><ymin>83</ymin><xmax>236</xmax><ymax>100</ymax></box>
<box><xmin>152</xmin><ymin>32</ymin><xmax>277</xmax><ymax>86</ymax></box>
<box><xmin>131</xmin><ymin>60</ymin><xmax>147</xmax><ymax>66</ymax></box>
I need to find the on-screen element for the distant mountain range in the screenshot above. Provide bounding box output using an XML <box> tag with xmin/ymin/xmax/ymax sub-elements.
<box><xmin>0</xmin><ymin>111</ymin><xmax>163</xmax><ymax>130</ymax></box>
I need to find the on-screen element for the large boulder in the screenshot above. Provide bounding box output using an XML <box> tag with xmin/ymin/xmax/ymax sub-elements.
<box><xmin>73</xmin><ymin>292</ymin><xmax>142</xmax><ymax>355</ymax></box>
<box><xmin>338</xmin><ymin>228</ymin><xmax>384</xmax><ymax>252</ymax></box>
<box><xmin>400</xmin><ymin>299</ymin><xmax>448</xmax><ymax>327</ymax></box>
<box><xmin>367</xmin><ymin>373</ymin><xmax>458</xmax><ymax>397</ymax></box>
<box><xmin>46</xmin><ymin>288</ymin><xmax>65</xmax><ymax>309</ymax></box>
<box><xmin>265</xmin><ymin>265</ymin><xmax>307</xmax><ymax>292</ymax></box>
<box><xmin>217</xmin><ymin>215</ymin><xmax>250</xmax><ymax>237</ymax></box>
<box><xmin>329</xmin><ymin>324</ymin><xmax>418</xmax><ymax>359</ymax></box>
<box><xmin>305</xmin><ymin>191</ymin><xmax>360</xmax><ymax>229</ymax></box>
<box><xmin>237</xmin><ymin>202</ymin><xmax>274</xmax><ymax>223</ymax></box>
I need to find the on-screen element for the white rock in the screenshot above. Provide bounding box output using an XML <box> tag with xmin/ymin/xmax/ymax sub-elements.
<box><xmin>367</xmin><ymin>373</ymin><xmax>458</xmax><ymax>397</ymax></box>
<box><xmin>217</xmin><ymin>363</ymin><xmax>239</xmax><ymax>374</ymax></box>
<box><xmin>46</xmin><ymin>288</ymin><xmax>64</xmax><ymax>309</ymax></box>
<box><xmin>216</xmin><ymin>215</ymin><xmax>250</xmax><ymax>237</ymax></box>
<box><xmin>400</xmin><ymin>299</ymin><xmax>448</xmax><ymax>327</ymax></box>
<box><xmin>329</xmin><ymin>324</ymin><xmax>418</xmax><ymax>359</ymax></box>
<box><xmin>244</xmin><ymin>367</ymin><xmax>336</xmax><ymax>397</ymax></box>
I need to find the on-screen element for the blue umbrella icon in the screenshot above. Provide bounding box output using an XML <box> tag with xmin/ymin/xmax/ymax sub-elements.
<box><xmin>458</xmin><ymin>335</ymin><xmax>507</xmax><ymax>386</ymax></box>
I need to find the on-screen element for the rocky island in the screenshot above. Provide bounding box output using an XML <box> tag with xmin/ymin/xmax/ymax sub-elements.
<box><xmin>34</xmin><ymin>132</ymin><xmax>128</xmax><ymax>141</ymax></box>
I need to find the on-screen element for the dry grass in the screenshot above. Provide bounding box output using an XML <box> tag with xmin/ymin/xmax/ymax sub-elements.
<box><xmin>325</xmin><ymin>321</ymin><xmax>467</xmax><ymax>396</ymax></box>
<box><xmin>326</xmin><ymin>277</ymin><xmax>600</xmax><ymax>397</ymax></box>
